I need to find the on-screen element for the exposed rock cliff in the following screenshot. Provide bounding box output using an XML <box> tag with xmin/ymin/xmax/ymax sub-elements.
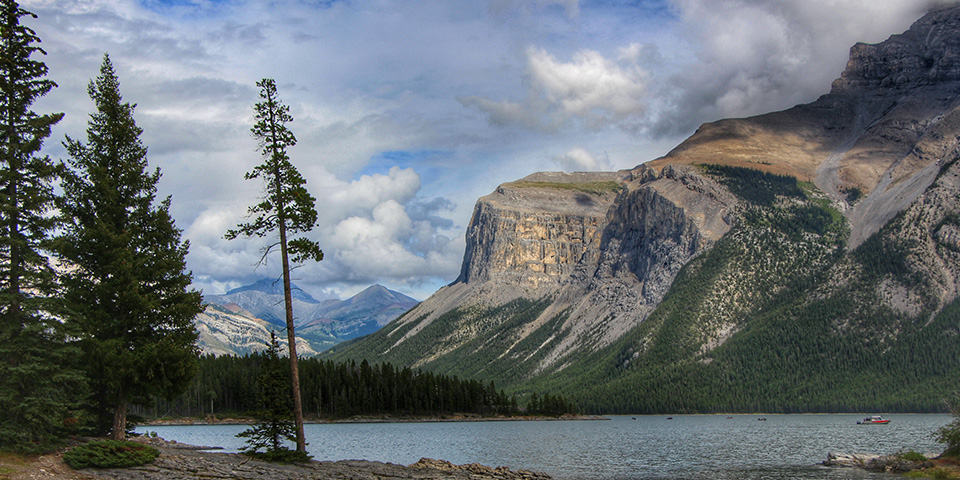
<box><xmin>333</xmin><ymin>166</ymin><xmax>736</xmax><ymax>375</ymax></box>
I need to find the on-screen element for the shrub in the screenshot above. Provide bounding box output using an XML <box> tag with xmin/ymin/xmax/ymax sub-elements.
<box><xmin>938</xmin><ymin>395</ymin><xmax>960</xmax><ymax>458</ymax></box>
<box><xmin>62</xmin><ymin>440</ymin><xmax>159</xmax><ymax>470</ymax></box>
<box><xmin>900</xmin><ymin>449</ymin><xmax>930</xmax><ymax>462</ymax></box>
<box><xmin>243</xmin><ymin>448</ymin><xmax>313</xmax><ymax>464</ymax></box>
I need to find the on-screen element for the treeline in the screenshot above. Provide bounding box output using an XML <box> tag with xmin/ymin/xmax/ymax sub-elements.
<box><xmin>136</xmin><ymin>354</ymin><xmax>577</xmax><ymax>420</ymax></box>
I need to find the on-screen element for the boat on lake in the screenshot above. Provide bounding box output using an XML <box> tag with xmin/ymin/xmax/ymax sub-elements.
<box><xmin>857</xmin><ymin>415</ymin><xmax>890</xmax><ymax>424</ymax></box>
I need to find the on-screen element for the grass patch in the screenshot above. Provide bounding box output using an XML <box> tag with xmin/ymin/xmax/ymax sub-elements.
<box><xmin>63</xmin><ymin>440</ymin><xmax>159</xmax><ymax>470</ymax></box>
<box><xmin>503</xmin><ymin>181</ymin><xmax>622</xmax><ymax>195</ymax></box>
<box><xmin>0</xmin><ymin>465</ymin><xmax>16</xmax><ymax>480</ymax></box>
<box><xmin>900</xmin><ymin>450</ymin><xmax>930</xmax><ymax>462</ymax></box>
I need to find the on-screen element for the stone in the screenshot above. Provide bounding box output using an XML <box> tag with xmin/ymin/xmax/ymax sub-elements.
<box><xmin>78</xmin><ymin>442</ymin><xmax>551</xmax><ymax>480</ymax></box>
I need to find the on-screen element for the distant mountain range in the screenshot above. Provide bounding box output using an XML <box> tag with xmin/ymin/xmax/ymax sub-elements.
<box><xmin>195</xmin><ymin>280</ymin><xmax>418</xmax><ymax>356</ymax></box>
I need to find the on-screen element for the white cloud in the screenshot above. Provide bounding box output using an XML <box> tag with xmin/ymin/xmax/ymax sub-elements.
<box><xmin>461</xmin><ymin>46</ymin><xmax>650</xmax><ymax>132</ymax></box>
<box><xmin>660</xmin><ymin>0</ymin><xmax>935</xmax><ymax>131</ymax></box>
<box><xmin>553</xmin><ymin>148</ymin><xmax>613</xmax><ymax>172</ymax></box>
<box><xmin>22</xmin><ymin>0</ymin><xmax>946</xmax><ymax>301</ymax></box>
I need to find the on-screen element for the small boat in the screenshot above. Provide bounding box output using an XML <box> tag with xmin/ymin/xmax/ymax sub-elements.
<box><xmin>857</xmin><ymin>415</ymin><xmax>890</xmax><ymax>425</ymax></box>
<box><xmin>757</xmin><ymin>417</ymin><xmax>767</xmax><ymax>421</ymax></box>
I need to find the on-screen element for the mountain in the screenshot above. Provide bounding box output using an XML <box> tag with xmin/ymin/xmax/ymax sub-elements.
<box><xmin>326</xmin><ymin>5</ymin><xmax>960</xmax><ymax>413</ymax></box>
<box><xmin>224</xmin><ymin>277</ymin><xmax>322</xmax><ymax>304</ymax></box>
<box><xmin>194</xmin><ymin>304</ymin><xmax>318</xmax><ymax>357</ymax></box>
<box><xmin>199</xmin><ymin>281</ymin><xmax>418</xmax><ymax>355</ymax></box>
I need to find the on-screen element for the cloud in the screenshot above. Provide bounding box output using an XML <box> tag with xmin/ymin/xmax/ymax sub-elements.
<box><xmin>184</xmin><ymin>164</ymin><xmax>462</xmax><ymax>298</ymax></box>
<box><xmin>553</xmin><ymin>148</ymin><xmax>613</xmax><ymax>172</ymax></box>
<box><xmin>460</xmin><ymin>46</ymin><xmax>650</xmax><ymax>132</ymax></box>
<box><xmin>23</xmin><ymin>0</ymin><xmax>945</xmax><ymax>301</ymax></box>
<box><xmin>489</xmin><ymin>0</ymin><xmax>581</xmax><ymax>19</ymax></box>
<box><xmin>654</xmin><ymin>0</ymin><xmax>936</xmax><ymax>134</ymax></box>
<box><xmin>461</xmin><ymin>0</ymin><xmax>941</xmax><ymax>139</ymax></box>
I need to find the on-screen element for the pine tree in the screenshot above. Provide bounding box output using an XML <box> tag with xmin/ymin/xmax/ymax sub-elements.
<box><xmin>0</xmin><ymin>0</ymin><xmax>82</xmax><ymax>453</ymax></box>
<box><xmin>226</xmin><ymin>78</ymin><xmax>323</xmax><ymax>452</ymax></box>
<box><xmin>57</xmin><ymin>54</ymin><xmax>203</xmax><ymax>440</ymax></box>
<box><xmin>236</xmin><ymin>332</ymin><xmax>310</xmax><ymax>463</ymax></box>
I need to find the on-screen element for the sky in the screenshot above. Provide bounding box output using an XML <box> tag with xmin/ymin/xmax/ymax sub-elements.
<box><xmin>24</xmin><ymin>0</ymin><xmax>948</xmax><ymax>301</ymax></box>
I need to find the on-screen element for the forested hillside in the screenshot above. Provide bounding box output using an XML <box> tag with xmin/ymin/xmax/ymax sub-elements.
<box><xmin>525</xmin><ymin>166</ymin><xmax>960</xmax><ymax>413</ymax></box>
<box><xmin>137</xmin><ymin>354</ymin><xmax>577</xmax><ymax>420</ymax></box>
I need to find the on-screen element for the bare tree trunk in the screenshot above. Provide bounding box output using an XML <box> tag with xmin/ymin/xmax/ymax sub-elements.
<box><xmin>111</xmin><ymin>388</ymin><xmax>127</xmax><ymax>441</ymax></box>
<box><xmin>278</xmin><ymin>222</ymin><xmax>306</xmax><ymax>452</ymax></box>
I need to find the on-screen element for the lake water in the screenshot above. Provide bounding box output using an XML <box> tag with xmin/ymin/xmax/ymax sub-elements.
<box><xmin>136</xmin><ymin>414</ymin><xmax>951</xmax><ymax>480</ymax></box>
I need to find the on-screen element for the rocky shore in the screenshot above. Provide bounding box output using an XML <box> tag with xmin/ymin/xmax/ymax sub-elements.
<box><xmin>31</xmin><ymin>437</ymin><xmax>553</xmax><ymax>480</ymax></box>
<box><xmin>823</xmin><ymin>451</ymin><xmax>938</xmax><ymax>474</ymax></box>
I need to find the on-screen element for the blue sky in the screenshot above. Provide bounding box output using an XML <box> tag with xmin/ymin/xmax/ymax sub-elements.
<box><xmin>27</xmin><ymin>0</ymin><xmax>941</xmax><ymax>300</ymax></box>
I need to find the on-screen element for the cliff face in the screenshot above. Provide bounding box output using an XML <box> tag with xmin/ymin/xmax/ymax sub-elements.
<box><xmin>332</xmin><ymin>166</ymin><xmax>736</xmax><ymax>374</ymax></box>
<box><xmin>327</xmin><ymin>6</ymin><xmax>960</xmax><ymax>411</ymax></box>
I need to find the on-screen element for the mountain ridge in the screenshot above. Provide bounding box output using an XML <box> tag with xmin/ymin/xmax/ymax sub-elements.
<box><xmin>197</xmin><ymin>281</ymin><xmax>419</xmax><ymax>355</ymax></box>
<box><xmin>326</xmin><ymin>5</ymin><xmax>960</xmax><ymax>413</ymax></box>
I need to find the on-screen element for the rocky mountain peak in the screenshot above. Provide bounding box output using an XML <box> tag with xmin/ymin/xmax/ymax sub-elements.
<box><xmin>650</xmin><ymin>4</ymin><xmax>960</xmax><ymax>248</ymax></box>
<box><xmin>831</xmin><ymin>5</ymin><xmax>960</xmax><ymax>93</ymax></box>
<box><xmin>225</xmin><ymin>277</ymin><xmax>321</xmax><ymax>304</ymax></box>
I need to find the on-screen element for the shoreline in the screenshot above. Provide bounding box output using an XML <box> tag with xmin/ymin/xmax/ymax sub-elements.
<box><xmin>142</xmin><ymin>413</ymin><xmax>608</xmax><ymax>426</ymax></box>
<box><xmin>10</xmin><ymin>437</ymin><xmax>554</xmax><ymax>480</ymax></box>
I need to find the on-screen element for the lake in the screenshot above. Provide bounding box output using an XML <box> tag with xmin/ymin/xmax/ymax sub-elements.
<box><xmin>136</xmin><ymin>414</ymin><xmax>951</xmax><ymax>480</ymax></box>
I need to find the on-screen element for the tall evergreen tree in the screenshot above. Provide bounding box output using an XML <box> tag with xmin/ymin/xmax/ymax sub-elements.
<box><xmin>0</xmin><ymin>0</ymin><xmax>81</xmax><ymax>453</ymax></box>
<box><xmin>57</xmin><ymin>54</ymin><xmax>203</xmax><ymax>440</ymax></box>
<box><xmin>226</xmin><ymin>78</ymin><xmax>323</xmax><ymax>452</ymax></box>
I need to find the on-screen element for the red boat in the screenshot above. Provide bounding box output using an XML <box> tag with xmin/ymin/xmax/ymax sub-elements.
<box><xmin>857</xmin><ymin>415</ymin><xmax>890</xmax><ymax>424</ymax></box>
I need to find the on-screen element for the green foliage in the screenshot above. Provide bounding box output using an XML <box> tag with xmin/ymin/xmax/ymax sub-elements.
<box><xmin>225</xmin><ymin>78</ymin><xmax>324</xmax><ymax>452</ymax></box>
<box><xmin>326</xmin><ymin>298</ymin><xmax>557</xmax><ymax>388</ymax></box>
<box><xmin>842</xmin><ymin>186</ymin><xmax>863</xmax><ymax>203</ymax></box>
<box><xmin>525</xmin><ymin>392</ymin><xmax>577</xmax><ymax>416</ymax></box>
<box><xmin>937</xmin><ymin>394</ymin><xmax>960</xmax><ymax>458</ymax></box>
<box><xmin>700</xmin><ymin>164</ymin><xmax>805</xmax><ymax>206</ymax></box>
<box><xmin>0</xmin><ymin>1</ymin><xmax>84</xmax><ymax>454</ymax></box>
<box><xmin>503</xmin><ymin>180</ymin><xmax>622</xmax><ymax>195</ymax></box>
<box><xmin>236</xmin><ymin>333</ymin><xmax>311</xmax><ymax>463</ymax></box>
<box><xmin>56</xmin><ymin>55</ymin><xmax>202</xmax><ymax>439</ymax></box>
<box><xmin>224</xmin><ymin>78</ymin><xmax>322</xmax><ymax>265</ymax></box>
<box><xmin>136</xmin><ymin>353</ymin><xmax>570</xmax><ymax>419</ymax></box>
<box><xmin>899</xmin><ymin>449</ymin><xmax>930</xmax><ymax>462</ymax></box>
<box><xmin>62</xmin><ymin>440</ymin><xmax>158</xmax><ymax>470</ymax></box>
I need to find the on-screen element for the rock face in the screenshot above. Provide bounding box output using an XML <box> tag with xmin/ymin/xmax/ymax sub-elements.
<box><xmin>333</xmin><ymin>167</ymin><xmax>735</xmax><ymax>374</ymax></box>
<box><xmin>193</xmin><ymin>305</ymin><xmax>318</xmax><ymax>357</ymax></box>
<box><xmin>824</xmin><ymin>452</ymin><xmax>934</xmax><ymax>473</ymax></box>
<box><xmin>328</xmin><ymin>5</ymin><xmax>960</xmax><ymax>409</ymax></box>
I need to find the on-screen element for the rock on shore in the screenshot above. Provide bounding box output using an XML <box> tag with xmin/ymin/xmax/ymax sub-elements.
<box><xmin>824</xmin><ymin>451</ymin><xmax>934</xmax><ymax>473</ymax></box>
<box><xmin>78</xmin><ymin>439</ymin><xmax>552</xmax><ymax>480</ymax></box>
